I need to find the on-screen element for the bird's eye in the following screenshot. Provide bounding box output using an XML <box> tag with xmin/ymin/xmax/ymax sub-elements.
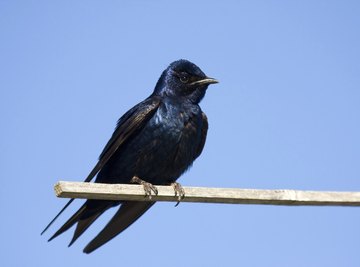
<box><xmin>179</xmin><ymin>75</ymin><xmax>189</xmax><ymax>83</ymax></box>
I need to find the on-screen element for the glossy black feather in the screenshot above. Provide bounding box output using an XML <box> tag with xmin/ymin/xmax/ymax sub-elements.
<box><xmin>83</xmin><ymin>201</ymin><xmax>155</xmax><ymax>254</ymax></box>
<box><xmin>43</xmin><ymin>59</ymin><xmax>218</xmax><ymax>253</ymax></box>
<box><xmin>42</xmin><ymin>98</ymin><xmax>161</xmax><ymax>235</ymax></box>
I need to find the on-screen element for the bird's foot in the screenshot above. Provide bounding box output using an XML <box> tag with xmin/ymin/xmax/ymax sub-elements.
<box><xmin>171</xmin><ymin>182</ymin><xmax>185</xmax><ymax>207</ymax></box>
<box><xmin>131</xmin><ymin>176</ymin><xmax>158</xmax><ymax>199</ymax></box>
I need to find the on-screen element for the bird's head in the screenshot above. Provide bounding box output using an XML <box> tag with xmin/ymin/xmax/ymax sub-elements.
<box><xmin>153</xmin><ymin>59</ymin><xmax>218</xmax><ymax>104</ymax></box>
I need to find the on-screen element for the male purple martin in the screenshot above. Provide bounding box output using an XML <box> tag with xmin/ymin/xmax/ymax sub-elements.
<box><xmin>42</xmin><ymin>59</ymin><xmax>218</xmax><ymax>253</ymax></box>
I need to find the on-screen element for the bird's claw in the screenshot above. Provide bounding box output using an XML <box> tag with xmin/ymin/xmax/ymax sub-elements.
<box><xmin>171</xmin><ymin>182</ymin><xmax>185</xmax><ymax>207</ymax></box>
<box><xmin>142</xmin><ymin>182</ymin><xmax>158</xmax><ymax>199</ymax></box>
<box><xmin>131</xmin><ymin>176</ymin><xmax>158</xmax><ymax>199</ymax></box>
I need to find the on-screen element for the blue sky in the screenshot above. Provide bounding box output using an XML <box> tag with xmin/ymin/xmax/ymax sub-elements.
<box><xmin>1</xmin><ymin>1</ymin><xmax>359</xmax><ymax>266</ymax></box>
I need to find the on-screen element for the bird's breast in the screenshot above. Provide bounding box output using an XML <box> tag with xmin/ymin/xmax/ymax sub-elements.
<box><xmin>135</xmin><ymin>101</ymin><xmax>203</xmax><ymax>182</ymax></box>
<box><xmin>98</xmin><ymin>100</ymin><xmax>204</xmax><ymax>185</ymax></box>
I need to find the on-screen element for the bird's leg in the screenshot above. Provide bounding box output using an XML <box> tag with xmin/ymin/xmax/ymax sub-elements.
<box><xmin>171</xmin><ymin>182</ymin><xmax>185</xmax><ymax>207</ymax></box>
<box><xmin>131</xmin><ymin>176</ymin><xmax>158</xmax><ymax>199</ymax></box>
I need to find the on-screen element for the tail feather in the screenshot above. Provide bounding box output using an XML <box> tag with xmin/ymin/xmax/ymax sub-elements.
<box><xmin>68</xmin><ymin>207</ymin><xmax>107</xmax><ymax>247</ymax></box>
<box><xmin>48</xmin><ymin>200</ymin><xmax>113</xmax><ymax>246</ymax></box>
<box><xmin>48</xmin><ymin>203</ymin><xmax>87</xmax><ymax>242</ymax></box>
<box><xmin>83</xmin><ymin>201</ymin><xmax>155</xmax><ymax>254</ymax></box>
<box><xmin>41</xmin><ymin>199</ymin><xmax>75</xmax><ymax>235</ymax></box>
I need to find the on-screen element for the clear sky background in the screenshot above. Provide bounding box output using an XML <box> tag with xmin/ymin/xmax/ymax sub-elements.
<box><xmin>1</xmin><ymin>1</ymin><xmax>359</xmax><ymax>266</ymax></box>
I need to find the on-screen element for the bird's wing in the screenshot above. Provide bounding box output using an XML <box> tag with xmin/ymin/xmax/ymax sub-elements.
<box><xmin>41</xmin><ymin>96</ymin><xmax>161</xmax><ymax>235</ymax></box>
<box><xmin>83</xmin><ymin>201</ymin><xmax>155</xmax><ymax>254</ymax></box>
<box><xmin>95</xmin><ymin>96</ymin><xmax>162</xmax><ymax>179</ymax></box>
<box><xmin>83</xmin><ymin>111</ymin><xmax>208</xmax><ymax>253</ymax></box>
<box><xmin>194</xmin><ymin>112</ymin><xmax>208</xmax><ymax>159</ymax></box>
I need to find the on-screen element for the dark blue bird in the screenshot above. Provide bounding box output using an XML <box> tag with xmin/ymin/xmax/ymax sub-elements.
<box><xmin>42</xmin><ymin>59</ymin><xmax>218</xmax><ymax>253</ymax></box>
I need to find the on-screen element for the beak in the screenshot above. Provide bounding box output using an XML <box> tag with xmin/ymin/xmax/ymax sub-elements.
<box><xmin>190</xmin><ymin>77</ymin><xmax>219</xmax><ymax>86</ymax></box>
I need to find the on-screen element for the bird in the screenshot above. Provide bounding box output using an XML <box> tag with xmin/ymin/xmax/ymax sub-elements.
<box><xmin>41</xmin><ymin>59</ymin><xmax>218</xmax><ymax>253</ymax></box>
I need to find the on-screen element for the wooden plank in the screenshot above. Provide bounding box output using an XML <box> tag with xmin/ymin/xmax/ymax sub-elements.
<box><xmin>54</xmin><ymin>181</ymin><xmax>360</xmax><ymax>206</ymax></box>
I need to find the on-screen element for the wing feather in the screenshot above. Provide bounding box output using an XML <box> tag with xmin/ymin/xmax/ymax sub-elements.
<box><xmin>41</xmin><ymin>97</ymin><xmax>161</xmax><ymax>235</ymax></box>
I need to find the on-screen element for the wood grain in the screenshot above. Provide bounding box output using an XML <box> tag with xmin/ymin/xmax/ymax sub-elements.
<box><xmin>54</xmin><ymin>181</ymin><xmax>360</xmax><ymax>206</ymax></box>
